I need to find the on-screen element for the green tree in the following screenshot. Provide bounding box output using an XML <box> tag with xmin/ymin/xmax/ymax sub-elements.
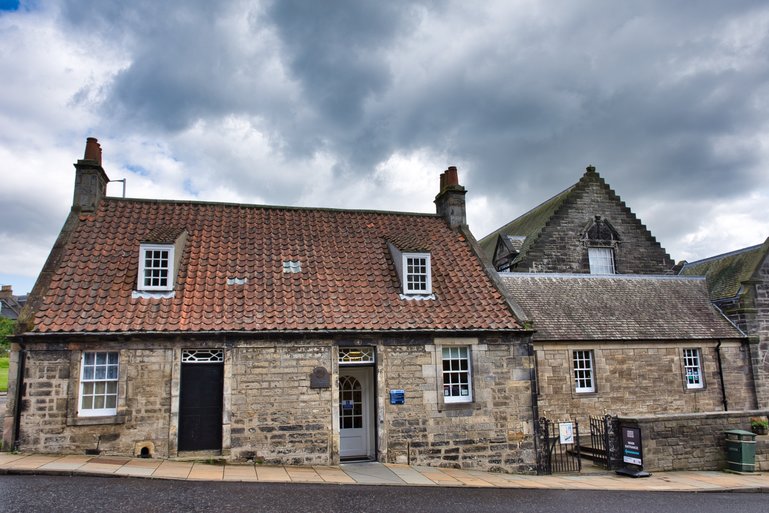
<box><xmin>0</xmin><ymin>317</ymin><xmax>14</xmax><ymax>353</ymax></box>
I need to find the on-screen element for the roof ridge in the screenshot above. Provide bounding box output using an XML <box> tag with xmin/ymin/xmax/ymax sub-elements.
<box><xmin>103</xmin><ymin>196</ymin><xmax>440</xmax><ymax>218</ymax></box>
<box><xmin>499</xmin><ymin>272</ymin><xmax>705</xmax><ymax>281</ymax></box>
<box><xmin>681</xmin><ymin>241</ymin><xmax>767</xmax><ymax>269</ymax></box>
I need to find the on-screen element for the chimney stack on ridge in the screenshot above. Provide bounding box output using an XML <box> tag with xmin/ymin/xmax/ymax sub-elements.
<box><xmin>435</xmin><ymin>166</ymin><xmax>467</xmax><ymax>229</ymax></box>
<box><xmin>73</xmin><ymin>137</ymin><xmax>110</xmax><ymax>212</ymax></box>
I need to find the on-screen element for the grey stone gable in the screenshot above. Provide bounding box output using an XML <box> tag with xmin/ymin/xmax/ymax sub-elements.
<box><xmin>498</xmin><ymin>273</ymin><xmax>744</xmax><ymax>341</ymax></box>
<box><xmin>479</xmin><ymin>167</ymin><xmax>675</xmax><ymax>274</ymax></box>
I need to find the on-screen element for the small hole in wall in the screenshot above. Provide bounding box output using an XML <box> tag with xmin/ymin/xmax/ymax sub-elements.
<box><xmin>140</xmin><ymin>447</ymin><xmax>151</xmax><ymax>458</ymax></box>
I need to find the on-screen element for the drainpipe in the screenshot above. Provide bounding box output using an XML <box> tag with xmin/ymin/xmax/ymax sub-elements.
<box><xmin>715</xmin><ymin>341</ymin><xmax>728</xmax><ymax>412</ymax></box>
<box><xmin>13</xmin><ymin>338</ymin><xmax>27</xmax><ymax>450</ymax></box>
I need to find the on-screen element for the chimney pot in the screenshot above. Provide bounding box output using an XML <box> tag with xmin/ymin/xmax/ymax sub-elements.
<box><xmin>445</xmin><ymin>166</ymin><xmax>459</xmax><ymax>186</ymax></box>
<box><xmin>84</xmin><ymin>137</ymin><xmax>102</xmax><ymax>165</ymax></box>
<box><xmin>586</xmin><ymin>165</ymin><xmax>596</xmax><ymax>173</ymax></box>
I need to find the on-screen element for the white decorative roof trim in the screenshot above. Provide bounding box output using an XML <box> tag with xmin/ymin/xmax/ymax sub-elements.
<box><xmin>132</xmin><ymin>290</ymin><xmax>175</xmax><ymax>299</ymax></box>
<box><xmin>399</xmin><ymin>293</ymin><xmax>436</xmax><ymax>300</ymax></box>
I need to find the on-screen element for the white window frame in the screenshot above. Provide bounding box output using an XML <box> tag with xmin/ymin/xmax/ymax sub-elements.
<box><xmin>138</xmin><ymin>244</ymin><xmax>175</xmax><ymax>291</ymax></box>
<box><xmin>441</xmin><ymin>346</ymin><xmax>472</xmax><ymax>403</ymax></box>
<box><xmin>79</xmin><ymin>351</ymin><xmax>119</xmax><ymax>417</ymax></box>
<box><xmin>573</xmin><ymin>350</ymin><xmax>595</xmax><ymax>393</ymax></box>
<box><xmin>403</xmin><ymin>253</ymin><xmax>432</xmax><ymax>295</ymax></box>
<box><xmin>588</xmin><ymin>247</ymin><xmax>615</xmax><ymax>275</ymax></box>
<box><xmin>683</xmin><ymin>348</ymin><xmax>704</xmax><ymax>389</ymax></box>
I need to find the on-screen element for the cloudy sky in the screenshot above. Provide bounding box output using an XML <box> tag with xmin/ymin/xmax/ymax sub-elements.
<box><xmin>1</xmin><ymin>0</ymin><xmax>768</xmax><ymax>295</ymax></box>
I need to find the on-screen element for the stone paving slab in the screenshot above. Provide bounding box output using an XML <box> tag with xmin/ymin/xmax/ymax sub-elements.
<box><xmin>0</xmin><ymin>454</ymin><xmax>767</xmax><ymax>492</ymax></box>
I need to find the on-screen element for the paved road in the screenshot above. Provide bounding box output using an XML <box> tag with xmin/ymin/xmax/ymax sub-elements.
<box><xmin>0</xmin><ymin>475</ymin><xmax>767</xmax><ymax>513</ymax></box>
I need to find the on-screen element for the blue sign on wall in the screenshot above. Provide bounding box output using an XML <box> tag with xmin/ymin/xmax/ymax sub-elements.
<box><xmin>389</xmin><ymin>389</ymin><xmax>405</xmax><ymax>405</ymax></box>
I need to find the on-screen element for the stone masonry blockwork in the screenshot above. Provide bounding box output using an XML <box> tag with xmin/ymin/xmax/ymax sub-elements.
<box><xmin>535</xmin><ymin>340</ymin><xmax>755</xmax><ymax>426</ymax></box>
<box><xmin>4</xmin><ymin>335</ymin><xmax>536</xmax><ymax>473</ymax></box>
<box><xmin>518</xmin><ymin>178</ymin><xmax>674</xmax><ymax>274</ymax></box>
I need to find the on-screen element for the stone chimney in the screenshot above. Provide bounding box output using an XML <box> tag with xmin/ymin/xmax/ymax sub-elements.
<box><xmin>0</xmin><ymin>285</ymin><xmax>11</xmax><ymax>300</ymax></box>
<box><xmin>73</xmin><ymin>137</ymin><xmax>110</xmax><ymax>212</ymax></box>
<box><xmin>434</xmin><ymin>166</ymin><xmax>467</xmax><ymax>229</ymax></box>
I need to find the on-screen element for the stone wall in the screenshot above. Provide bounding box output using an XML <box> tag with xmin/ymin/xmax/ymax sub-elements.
<box><xmin>3</xmin><ymin>334</ymin><xmax>537</xmax><ymax>472</ymax></box>
<box><xmin>379</xmin><ymin>336</ymin><xmax>536</xmax><ymax>473</ymax></box>
<box><xmin>617</xmin><ymin>411</ymin><xmax>769</xmax><ymax>472</ymax></box>
<box><xmin>227</xmin><ymin>341</ymin><xmax>334</xmax><ymax>465</ymax></box>
<box><xmin>518</xmin><ymin>174</ymin><xmax>674</xmax><ymax>275</ymax></box>
<box><xmin>714</xmin><ymin>251</ymin><xmax>769</xmax><ymax>411</ymax></box>
<box><xmin>535</xmin><ymin>340</ymin><xmax>755</xmax><ymax>427</ymax></box>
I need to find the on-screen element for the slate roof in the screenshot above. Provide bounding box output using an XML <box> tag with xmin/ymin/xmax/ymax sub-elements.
<box><xmin>679</xmin><ymin>238</ymin><xmax>769</xmax><ymax>300</ymax></box>
<box><xmin>498</xmin><ymin>273</ymin><xmax>742</xmax><ymax>341</ymax></box>
<box><xmin>29</xmin><ymin>198</ymin><xmax>521</xmax><ymax>334</ymax></box>
<box><xmin>479</xmin><ymin>184</ymin><xmax>574</xmax><ymax>261</ymax></box>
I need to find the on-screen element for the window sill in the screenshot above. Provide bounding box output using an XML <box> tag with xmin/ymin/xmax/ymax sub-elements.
<box><xmin>132</xmin><ymin>290</ymin><xmax>175</xmax><ymax>299</ymax></box>
<box><xmin>67</xmin><ymin>414</ymin><xmax>125</xmax><ymax>427</ymax></box>
<box><xmin>438</xmin><ymin>401</ymin><xmax>479</xmax><ymax>413</ymax></box>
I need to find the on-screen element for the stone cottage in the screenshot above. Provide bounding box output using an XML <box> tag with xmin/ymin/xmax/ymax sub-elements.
<box><xmin>481</xmin><ymin>166</ymin><xmax>753</xmax><ymax>425</ymax></box>
<box><xmin>680</xmin><ymin>238</ymin><xmax>769</xmax><ymax>410</ymax></box>
<box><xmin>3</xmin><ymin>138</ymin><xmax>536</xmax><ymax>472</ymax></box>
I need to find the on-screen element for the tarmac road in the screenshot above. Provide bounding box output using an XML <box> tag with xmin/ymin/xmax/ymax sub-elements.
<box><xmin>0</xmin><ymin>475</ymin><xmax>767</xmax><ymax>513</ymax></box>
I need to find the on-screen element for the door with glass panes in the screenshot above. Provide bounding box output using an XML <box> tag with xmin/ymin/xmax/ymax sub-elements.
<box><xmin>339</xmin><ymin>367</ymin><xmax>374</xmax><ymax>459</ymax></box>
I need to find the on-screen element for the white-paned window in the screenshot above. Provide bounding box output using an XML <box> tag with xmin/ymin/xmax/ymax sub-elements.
<box><xmin>138</xmin><ymin>244</ymin><xmax>174</xmax><ymax>291</ymax></box>
<box><xmin>683</xmin><ymin>348</ymin><xmax>703</xmax><ymax>389</ymax></box>
<box><xmin>588</xmin><ymin>247</ymin><xmax>615</xmax><ymax>275</ymax></box>
<box><xmin>573</xmin><ymin>350</ymin><xmax>595</xmax><ymax>393</ymax></box>
<box><xmin>442</xmin><ymin>346</ymin><xmax>472</xmax><ymax>403</ymax></box>
<box><xmin>79</xmin><ymin>351</ymin><xmax>119</xmax><ymax>416</ymax></box>
<box><xmin>404</xmin><ymin>253</ymin><xmax>432</xmax><ymax>294</ymax></box>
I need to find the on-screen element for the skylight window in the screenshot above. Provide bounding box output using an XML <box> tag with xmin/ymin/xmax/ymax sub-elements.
<box><xmin>283</xmin><ymin>260</ymin><xmax>302</xmax><ymax>273</ymax></box>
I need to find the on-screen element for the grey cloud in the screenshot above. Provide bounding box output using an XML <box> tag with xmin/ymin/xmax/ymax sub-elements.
<box><xmin>54</xmin><ymin>0</ymin><xmax>769</xmax><ymax>231</ymax></box>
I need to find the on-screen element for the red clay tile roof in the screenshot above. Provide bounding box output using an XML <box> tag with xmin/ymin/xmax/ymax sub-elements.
<box><xmin>31</xmin><ymin>198</ymin><xmax>521</xmax><ymax>334</ymax></box>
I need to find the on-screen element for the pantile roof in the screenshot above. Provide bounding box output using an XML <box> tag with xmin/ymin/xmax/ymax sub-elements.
<box><xmin>29</xmin><ymin>198</ymin><xmax>521</xmax><ymax>334</ymax></box>
<box><xmin>679</xmin><ymin>238</ymin><xmax>769</xmax><ymax>300</ymax></box>
<box><xmin>499</xmin><ymin>273</ymin><xmax>742</xmax><ymax>341</ymax></box>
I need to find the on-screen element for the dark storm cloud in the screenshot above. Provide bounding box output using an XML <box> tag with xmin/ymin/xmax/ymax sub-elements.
<box><xmin>55</xmin><ymin>0</ymin><xmax>769</xmax><ymax>233</ymax></box>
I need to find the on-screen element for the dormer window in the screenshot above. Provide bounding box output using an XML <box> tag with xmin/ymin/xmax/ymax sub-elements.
<box><xmin>138</xmin><ymin>244</ymin><xmax>175</xmax><ymax>291</ymax></box>
<box><xmin>404</xmin><ymin>253</ymin><xmax>431</xmax><ymax>294</ymax></box>
<box><xmin>135</xmin><ymin>227</ymin><xmax>187</xmax><ymax>295</ymax></box>
<box><xmin>387</xmin><ymin>241</ymin><xmax>433</xmax><ymax>297</ymax></box>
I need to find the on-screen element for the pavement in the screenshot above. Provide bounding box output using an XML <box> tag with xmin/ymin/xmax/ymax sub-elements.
<box><xmin>0</xmin><ymin>453</ymin><xmax>767</xmax><ymax>492</ymax></box>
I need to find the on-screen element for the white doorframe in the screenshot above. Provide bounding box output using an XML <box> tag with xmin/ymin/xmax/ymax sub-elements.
<box><xmin>339</xmin><ymin>366</ymin><xmax>375</xmax><ymax>460</ymax></box>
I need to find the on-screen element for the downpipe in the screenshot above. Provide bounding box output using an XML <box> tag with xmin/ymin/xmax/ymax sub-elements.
<box><xmin>715</xmin><ymin>341</ymin><xmax>728</xmax><ymax>412</ymax></box>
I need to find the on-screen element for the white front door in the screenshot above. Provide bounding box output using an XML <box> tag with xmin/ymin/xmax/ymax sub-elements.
<box><xmin>339</xmin><ymin>367</ymin><xmax>374</xmax><ymax>459</ymax></box>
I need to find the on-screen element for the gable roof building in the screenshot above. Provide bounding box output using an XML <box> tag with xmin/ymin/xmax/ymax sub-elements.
<box><xmin>0</xmin><ymin>286</ymin><xmax>25</xmax><ymax>320</ymax></box>
<box><xmin>479</xmin><ymin>166</ymin><xmax>675</xmax><ymax>275</ymax></box>
<box><xmin>498</xmin><ymin>272</ymin><xmax>753</xmax><ymax>421</ymax></box>
<box><xmin>3</xmin><ymin>139</ymin><xmax>536</xmax><ymax>473</ymax></box>
<box><xmin>680</xmin><ymin>238</ymin><xmax>769</xmax><ymax>409</ymax></box>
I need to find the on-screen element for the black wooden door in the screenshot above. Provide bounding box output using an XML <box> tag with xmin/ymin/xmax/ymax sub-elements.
<box><xmin>178</xmin><ymin>362</ymin><xmax>223</xmax><ymax>451</ymax></box>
